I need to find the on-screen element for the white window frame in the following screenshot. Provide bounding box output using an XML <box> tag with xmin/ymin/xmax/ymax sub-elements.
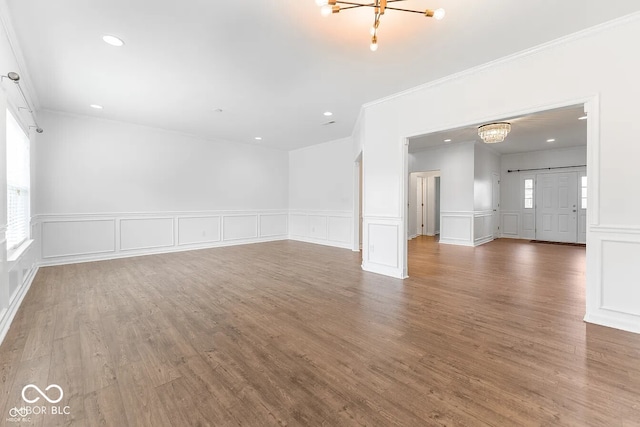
<box><xmin>6</xmin><ymin>108</ymin><xmax>31</xmax><ymax>252</ymax></box>
<box><xmin>524</xmin><ymin>178</ymin><xmax>534</xmax><ymax>209</ymax></box>
<box><xmin>580</xmin><ymin>175</ymin><xmax>587</xmax><ymax>210</ymax></box>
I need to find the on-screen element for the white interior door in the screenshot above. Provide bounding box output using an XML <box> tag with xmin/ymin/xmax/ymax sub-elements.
<box><xmin>416</xmin><ymin>177</ymin><xmax>424</xmax><ymax>236</ymax></box>
<box><xmin>491</xmin><ymin>173</ymin><xmax>500</xmax><ymax>238</ymax></box>
<box><xmin>535</xmin><ymin>172</ymin><xmax>578</xmax><ymax>242</ymax></box>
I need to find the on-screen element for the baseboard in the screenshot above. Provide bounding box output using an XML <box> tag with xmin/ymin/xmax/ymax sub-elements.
<box><xmin>361</xmin><ymin>261</ymin><xmax>406</xmax><ymax>279</ymax></box>
<box><xmin>0</xmin><ymin>265</ymin><xmax>39</xmax><ymax>346</ymax></box>
<box><xmin>438</xmin><ymin>238</ymin><xmax>474</xmax><ymax>247</ymax></box>
<box><xmin>474</xmin><ymin>236</ymin><xmax>494</xmax><ymax>246</ymax></box>
<box><xmin>39</xmin><ymin>236</ymin><xmax>288</xmax><ymax>267</ymax></box>
<box><xmin>288</xmin><ymin>236</ymin><xmax>352</xmax><ymax>250</ymax></box>
<box><xmin>584</xmin><ymin>311</ymin><xmax>640</xmax><ymax>335</ymax></box>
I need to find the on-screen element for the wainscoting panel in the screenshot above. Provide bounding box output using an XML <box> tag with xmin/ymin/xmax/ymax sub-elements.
<box><xmin>222</xmin><ymin>215</ymin><xmax>259</xmax><ymax>241</ymax></box>
<box><xmin>42</xmin><ymin>219</ymin><xmax>116</xmax><ymax>258</ymax></box>
<box><xmin>178</xmin><ymin>216</ymin><xmax>221</xmax><ymax>246</ymax></box>
<box><xmin>8</xmin><ymin>242</ymin><xmax>37</xmax><ymax>304</ymax></box>
<box><xmin>328</xmin><ymin>216</ymin><xmax>351</xmax><ymax>244</ymax></box>
<box><xmin>259</xmin><ymin>214</ymin><xmax>288</xmax><ymax>238</ymax></box>
<box><xmin>585</xmin><ymin>226</ymin><xmax>640</xmax><ymax>334</ymax></box>
<box><xmin>288</xmin><ymin>211</ymin><xmax>353</xmax><ymax>249</ymax></box>
<box><xmin>36</xmin><ymin>210</ymin><xmax>288</xmax><ymax>266</ymax></box>
<box><xmin>501</xmin><ymin>212</ymin><xmax>519</xmax><ymax>237</ymax></box>
<box><xmin>439</xmin><ymin>212</ymin><xmax>473</xmax><ymax>246</ymax></box>
<box><xmin>522</xmin><ymin>212</ymin><xmax>535</xmax><ymax>239</ymax></box>
<box><xmin>309</xmin><ymin>216</ymin><xmax>328</xmax><ymax>240</ymax></box>
<box><xmin>1</xmin><ymin>237</ymin><xmax>38</xmax><ymax>346</ymax></box>
<box><xmin>362</xmin><ymin>216</ymin><xmax>404</xmax><ymax>278</ymax></box>
<box><xmin>500</xmin><ymin>210</ymin><xmax>535</xmax><ymax>240</ymax></box>
<box><xmin>367</xmin><ymin>223</ymin><xmax>398</xmax><ymax>268</ymax></box>
<box><xmin>474</xmin><ymin>211</ymin><xmax>494</xmax><ymax>245</ymax></box>
<box><xmin>601</xmin><ymin>240</ymin><xmax>640</xmax><ymax>316</ymax></box>
<box><xmin>120</xmin><ymin>217</ymin><xmax>174</xmax><ymax>251</ymax></box>
<box><xmin>289</xmin><ymin>214</ymin><xmax>309</xmax><ymax>238</ymax></box>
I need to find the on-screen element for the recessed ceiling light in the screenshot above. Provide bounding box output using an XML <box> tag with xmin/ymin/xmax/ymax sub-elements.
<box><xmin>547</xmin><ymin>138</ymin><xmax>556</xmax><ymax>143</ymax></box>
<box><xmin>90</xmin><ymin>104</ymin><xmax>103</xmax><ymax>110</ymax></box>
<box><xmin>255</xmin><ymin>137</ymin><xmax>262</xmax><ymax>141</ymax></box>
<box><xmin>102</xmin><ymin>35</ymin><xmax>125</xmax><ymax>47</ymax></box>
<box><xmin>578</xmin><ymin>115</ymin><xmax>588</xmax><ymax>120</ymax></box>
<box><xmin>444</xmin><ymin>139</ymin><xmax>452</xmax><ymax>142</ymax></box>
<box><xmin>324</xmin><ymin>111</ymin><xmax>333</xmax><ymax>116</ymax></box>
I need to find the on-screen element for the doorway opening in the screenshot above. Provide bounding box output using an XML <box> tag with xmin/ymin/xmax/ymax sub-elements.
<box><xmin>404</xmin><ymin>102</ymin><xmax>589</xmax><ymax>278</ymax></box>
<box><xmin>409</xmin><ymin>171</ymin><xmax>440</xmax><ymax>240</ymax></box>
<box><xmin>354</xmin><ymin>151</ymin><xmax>363</xmax><ymax>254</ymax></box>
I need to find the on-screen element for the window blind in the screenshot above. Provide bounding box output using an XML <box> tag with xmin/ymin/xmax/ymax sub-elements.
<box><xmin>6</xmin><ymin>109</ymin><xmax>30</xmax><ymax>250</ymax></box>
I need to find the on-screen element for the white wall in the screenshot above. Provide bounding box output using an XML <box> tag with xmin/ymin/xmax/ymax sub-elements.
<box><xmin>359</xmin><ymin>13</ymin><xmax>640</xmax><ymax>333</ymax></box>
<box><xmin>36</xmin><ymin>111</ymin><xmax>288</xmax><ymax>213</ymax></box>
<box><xmin>500</xmin><ymin>146</ymin><xmax>587</xmax><ymax>239</ymax></box>
<box><xmin>409</xmin><ymin>142</ymin><xmax>477</xmax><ymax>246</ymax></box>
<box><xmin>410</xmin><ymin>143</ymin><xmax>475</xmax><ymax>212</ymax></box>
<box><xmin>33</xmin><ymin>111</ymin><xmax>290</xmax><ymax>265</ymax></box>
<box><xmin>474</xmin><ymin>143</ymin><xmax>501</xmax><ymax>244</ymax></box>
<box><xmin>288</xmin><ymin>137</ymin><xmax>354</xmax><ymax>249</ymax></box>
<box><xmin>474</xmin><ymin>143</ymin><xmax>500</xmax><ymax>211</ymax></box>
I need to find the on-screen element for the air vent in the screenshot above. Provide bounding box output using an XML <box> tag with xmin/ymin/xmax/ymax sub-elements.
<box><xmin>322</xmin><ymin>120</ymin><xmax>336</xmax><ymax>126</ymax></box>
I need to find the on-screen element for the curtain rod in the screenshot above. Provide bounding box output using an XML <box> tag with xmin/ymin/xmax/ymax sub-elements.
<box><xmin>1</xmin><ymin>71</ymin><xmax>43</xmax><ymax>133</ymax></box>
<box><xmin>507</xmin><ymin>165</ymin><xmax>586</xmax><ymax>173</ymax></box>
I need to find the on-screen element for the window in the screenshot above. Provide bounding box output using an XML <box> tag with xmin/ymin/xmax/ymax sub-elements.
<box><xmin>524</xmin><ymin>178</ymin><xmax>533</xmax><ymax>209</ymax></box>
<box><xmin>581</xmin><ymin>175</ymin><xmax>587</xmax><ymax>209</ymax></box>
<box><xmin>6</xmin><ymin>110</ymin><xmax>30</xmax><ymax>250</ymax></box>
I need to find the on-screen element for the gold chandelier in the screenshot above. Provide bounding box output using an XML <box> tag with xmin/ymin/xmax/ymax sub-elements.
<box><xmin>478</xmin><ymin>123</ymin><xmax>512</xmax><ymax>144</ymax></box>
<box><xmin>314</xmin><ymin>0</ymin><xmax>445</xmax><ymax>51</ymax></box>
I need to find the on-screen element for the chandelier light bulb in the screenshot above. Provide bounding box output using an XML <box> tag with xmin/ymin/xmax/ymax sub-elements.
<box><xmin>318</xmin><ymin>1</ymin><xmax>445</xmax><ymax>49</ymax></box>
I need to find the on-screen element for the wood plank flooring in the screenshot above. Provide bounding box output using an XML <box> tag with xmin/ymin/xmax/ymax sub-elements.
<box><xmin>1</xmin><ymin>237</ymin><xmax>639</xmax><ymax>426</ymax></box>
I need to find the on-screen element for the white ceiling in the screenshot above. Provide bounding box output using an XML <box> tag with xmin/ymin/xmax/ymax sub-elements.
<box><xmin>5</xmin><ymin>1</ymin><xmax>640</xmax><ymax>150</ymax></box>
<box><xmin>409</xmin><ymin>105</ymin><xmax>588</xmax><ymax>155</ymax></box>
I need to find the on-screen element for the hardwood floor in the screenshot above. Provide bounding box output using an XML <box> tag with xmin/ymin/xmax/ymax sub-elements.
<box><xmin>1</xmin><ymin>237</ymin><xmax>639</xmax><ymax>426</ymax></box>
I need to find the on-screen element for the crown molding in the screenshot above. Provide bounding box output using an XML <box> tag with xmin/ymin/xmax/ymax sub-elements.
<box><xmin>363</xmin><ymin>11</ymin><xmax>640</xmax><ymax>109</ymax></box>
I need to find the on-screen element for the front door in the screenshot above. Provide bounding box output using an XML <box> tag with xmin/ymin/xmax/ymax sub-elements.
<box><xmin>535</xmin><ymin>172</ymin><xmax>578</xmax><ymax>243</ymax></box>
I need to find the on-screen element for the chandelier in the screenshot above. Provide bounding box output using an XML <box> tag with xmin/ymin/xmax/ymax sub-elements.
<box><xmin>478</xmin><ymin>123</ymin><xmax>512</xmax><ymax>144</ymax></box>
<box><xmin>314</xmin><ymin>0</ymin><xmax>445</xmax><ymax>51</ymax></box>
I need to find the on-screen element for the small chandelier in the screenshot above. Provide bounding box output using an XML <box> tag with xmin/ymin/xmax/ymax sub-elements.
<box><xmin>314</xmin><ymin>0</ymin><xmax>445</xmax><ymax>51</ymax></box>
<box><xmin>478</xmin><ymin>122</ymin><xmax>512</xmax><ymax>144</ymax></box>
